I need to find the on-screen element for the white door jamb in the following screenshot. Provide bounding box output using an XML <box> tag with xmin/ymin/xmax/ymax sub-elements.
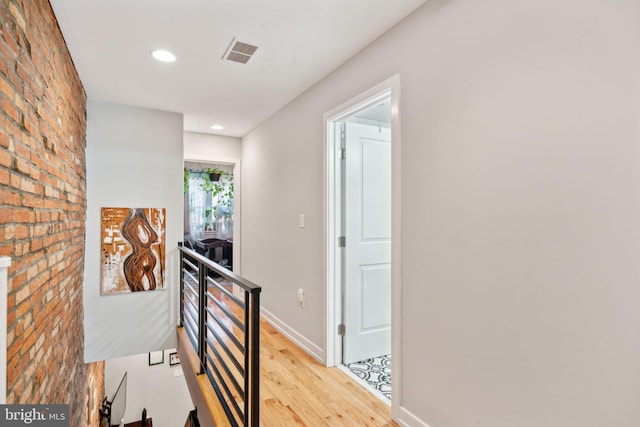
<box><xmin>322</xmin><ymin>74</ymin><xmax>402</xmax><ymax>419</ymax></box>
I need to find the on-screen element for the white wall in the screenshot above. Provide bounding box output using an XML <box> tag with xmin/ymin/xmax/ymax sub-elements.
<box><xmin>84</xmin><ymin>102</ymin><xmax>183</xmax><ymax>362</ymax></box>
<box><xmin>242</xmin><ymin>1</ymin><xmax>640</xmax><ymax>426</ymax></box>
<box><xmin>105</xmin><ymin>349</ymin><xmax>193</xmax><ymax>427</ymax></box>
<box><xmin>243</xmin><ymin>107</ymin><xmax>325</xmax><ymax>353</ymax></box>
<box><xmin>184</xmin><ymin>131</ymin><xmax>241</xmax><ymax>164</ymax></box>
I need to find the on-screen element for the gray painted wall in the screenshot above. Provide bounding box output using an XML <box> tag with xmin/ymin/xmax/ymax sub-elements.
<box><xmin>241</xmin><ymin>0</ymin><xmax>640</xmax><ymax>426</ymax></box>
<box><xmin>184</xmin><ymin>131</ymin><xmax>241</xmax><ymax>163</ymax></box>
<box><xmin>84</xmin><ymin>101</ymin><xmax>183</xmax><ymax>362</ymax></box>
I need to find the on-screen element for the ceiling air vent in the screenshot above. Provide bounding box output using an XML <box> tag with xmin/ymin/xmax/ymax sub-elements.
<box><xmin>222</xmin><ymin>38</ymin><xmax>258</xmax><ymax>64</ymax></box>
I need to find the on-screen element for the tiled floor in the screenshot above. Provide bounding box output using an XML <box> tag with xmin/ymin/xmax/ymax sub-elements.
<box><xmin>346</xmin><ymin>354</ymin><xmax>392</xmax><ymax>400</ymax></box>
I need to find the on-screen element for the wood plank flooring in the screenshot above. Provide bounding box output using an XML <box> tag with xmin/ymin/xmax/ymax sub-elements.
<box><xmin>183</xmin><ymin>277</ymin><xmax>397</xmax><ymax>426</ymax></box>
<box><xmin>259</xmin><ymin>319</ymin><xmax>397</xmax><ymax>427</ymax></box>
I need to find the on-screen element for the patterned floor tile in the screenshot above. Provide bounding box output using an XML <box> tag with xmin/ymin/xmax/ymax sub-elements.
<box><xmin>346</xmin><ymin>354</ymin><xmax>391</xmax><ymax>400</ymax></box>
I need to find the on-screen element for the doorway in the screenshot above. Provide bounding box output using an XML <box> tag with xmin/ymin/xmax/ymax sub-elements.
<box><xmin>183</xmin><ymin>160</ymin><xmax>237</xmax><ymax>274</ymax></box>
<box><xmin>324</xmin><ymin>75</ymin><xmax>401</xmax><ymax>412</ymax></box>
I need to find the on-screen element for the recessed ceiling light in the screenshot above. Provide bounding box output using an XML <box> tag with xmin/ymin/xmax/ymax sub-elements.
<box><xmin>151</xmin><ymin>49</ymin><xmax>176</xmax><ymax>62</ymax></box>
<box><xmin>210</xmin><ymin>124</ymin><xmax>224</xmax><ymax>130</ymax></box>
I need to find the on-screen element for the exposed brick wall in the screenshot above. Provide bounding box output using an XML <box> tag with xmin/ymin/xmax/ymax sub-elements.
<box><xmin>0</xmin><ymin>1</ymin><xmax>104</xmax><ymax>426</ymax></box>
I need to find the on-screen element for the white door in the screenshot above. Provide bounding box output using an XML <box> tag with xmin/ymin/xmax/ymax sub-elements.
<box><xmin>343</xmin><ymin>121</ymin><xmax>392</xmax><ymax>364</ymax></box>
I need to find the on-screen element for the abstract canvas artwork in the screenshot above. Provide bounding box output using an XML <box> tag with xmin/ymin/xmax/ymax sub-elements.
<box><xmin>100</xmin><ymin>207</ymin><xmax>166</xmax><ymax>295</ymax></box>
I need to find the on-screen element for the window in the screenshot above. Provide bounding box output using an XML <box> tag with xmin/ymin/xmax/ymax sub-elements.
<box><xmin>185</xmin><ymin>166</ymin><xmax>234</xmax><ymax>239</ymax></box>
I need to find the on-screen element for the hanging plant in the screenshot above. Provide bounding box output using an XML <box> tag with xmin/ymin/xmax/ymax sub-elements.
<box><xmin>202</xmin><ymin>170</ymin><xmax>229</xmax><ymax>192</ymax></box>
<box><xmin>208</xmin><ymin>169</ymin><xmax>221</xmax><ymax>182</ymax></box>
<box><xmin>198</xmin><ymin>168</ymin><xmax>234</xmax><ymax>219</ymax></box>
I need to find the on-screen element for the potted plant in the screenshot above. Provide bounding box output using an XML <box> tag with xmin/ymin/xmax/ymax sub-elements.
<box><xmin>207</xmin><ymin>168</ymin><xmax>221</xmax><ymax>182</ymax></box>
<box><xmin>198</xmin><ymin>168</ymin><xmax>234</xmax><ymax>221</ymax></box>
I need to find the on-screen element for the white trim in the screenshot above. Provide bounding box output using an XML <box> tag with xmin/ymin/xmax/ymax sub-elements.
<box><xmin>260</xmin><ymin>307</ymin><xmax>325</xmax><ymax>363</ymax></box>
<box><xmin>389</xmin><ymin>75</ymin><xmax>403</xmax><ymax>421</ymax></box>
<box><xmin>0</xmin><ymin>256</ymin><xmax>11</xmax><ymax>404</ymax></box>
<box><xmin>323</xmin><ymin>74</ymin><xmax>402</xmax><ymax>420</ymax></box>
<box><xmin>322</xmin><ymin>111</ymin><xmax>342</xmax><ymax>367</ymax></box>
<box><xmin>184</xmin><ymin>154</ymin><xmax>239</xmax><ymax>166</ymax></box>
<box><xmin>397</xmin><ymin>407</ymin><xmax>431</xmax><ymax>427</ymax></box>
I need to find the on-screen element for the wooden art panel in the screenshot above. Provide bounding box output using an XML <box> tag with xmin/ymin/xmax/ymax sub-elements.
<box><xmin>100</xmin><ymin>207</ymin><xmax>166</xmax><ymax>295</ymax></box>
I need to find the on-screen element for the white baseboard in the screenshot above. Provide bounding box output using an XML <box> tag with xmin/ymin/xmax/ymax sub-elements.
<box><xmin>397</xmin><ymin>407</ymin><xmax>431</xmax><ymax>427</ymax></box>
<box><xmin>260</xmin><ymin>307</ymin><xmax>324</xmax><ymax>363</ymax></box>
<box><xmin>259</xmin><ymin>308</ymin><xmax>428</xmax><ymax>427</ymax></box>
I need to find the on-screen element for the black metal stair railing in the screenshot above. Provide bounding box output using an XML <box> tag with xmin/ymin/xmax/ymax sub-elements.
<box><xmin>179</xmin><ymin>242</ymin><xmax>261</xmax><ymax>427</ymax></box>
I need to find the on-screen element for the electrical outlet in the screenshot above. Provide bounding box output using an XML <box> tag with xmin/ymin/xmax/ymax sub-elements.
<box><xmin>173</xmin><ymin>367</ymin><xmax>183</xmax><ymax>377</ymax></box>
<box><xmin>299</xmin><ymin>213</ymin><xmax>305</xmax><ymax>228</ymax></box>
<box><xmin>297</xmin><ymin>288</ymin><xmax>305</xmax><ymax>308</ymax></box>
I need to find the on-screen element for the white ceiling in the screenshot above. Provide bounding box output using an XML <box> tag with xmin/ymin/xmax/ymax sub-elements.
<box><xmin>49</xmin><ymin>0</ymin><xmax>426</xmax><ymax>137</ymax></box>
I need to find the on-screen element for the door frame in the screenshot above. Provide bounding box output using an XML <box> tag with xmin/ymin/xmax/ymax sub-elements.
<box><xmin>323</xmin><ymin>74</ymin><xmax>402</xmax><ymax>413</ymax></box>
<box><xmin>184</xmin><ymin>155</ymin><xmax>242</xmax><ymax>289</ymax></box>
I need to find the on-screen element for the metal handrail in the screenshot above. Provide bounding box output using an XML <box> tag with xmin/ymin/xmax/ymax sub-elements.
<box><xmin>179</xmin><ymin>242</ymin><xmax>261</xmax><ymax>426</ymax></box>
<box><xmin>180</xmin><ymin>243</ymin><xmax>261</xmax><ymax>292</ymax></box>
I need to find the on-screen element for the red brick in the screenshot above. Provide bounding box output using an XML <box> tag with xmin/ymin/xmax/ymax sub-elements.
<box><xmin>13</xmin><ymin>156</ymin><xmax>31</xmax><ymax>176</ymax></box>
<box><xmin>15</xmin><ymin>62</ymin><xmax>31</xmax><ymax>86</ymax></box>
<box><xmin>22</xmin><ymin>194</ymin><xmax>42</xmax><ymax>208</ymax></box>
<box><xmin>8</xmin><ymin>4</ymin><xmax>26</xmax><ymax>34</ymax></box>
<box><xmin>0</xmin><ymin>149</ymin><xmax>10</xmax><ymax>167</ymax></box>
<box><xmin>0</xmin><ymin>132</ymin><xmax>11</xmax><ymax>149</ymax></box>
<box><xmin>14</xmin><ymin>96</ymin><xmax>26</xmax><ymax>117</ymax></box>
<box><xmin>23</xmin><ymin>88</ymin><xmax>34</xmax><ymax>107</ymax></box>
<box><xmin>13</xmin><ymin>209</ymin><xmax>32</xmax><ymax>223</ymax></box>
<box><xmin>3</xmin><ymin>224</ymin><xmax>14</xmax><ymax>239</ymax></box>
<box><xmin>14</xmin><ymin>141</ymin><xmax>29</xmax><ymax>158</ymax></box>
<box><xmin>5</xmin><ymin>119</ymin><xmax>20</xmax><ymax>139</ymax></box>
<box><xmin>20</xmin><ymin>328</ymin><xmax>37</xmax><ymax>354</ymax></box>
<box><xmin>19</xmin><ymin>176</ymin><xmax>35</xmax><ymax>193</ymax></box>
<box><xmin>2</xmin><ymin>26</ymin><xmax>19</xmax><ymax>59</ymax></box>
<box><xmin>30</xmin><ymin>238</ymin><xmax>42</xmax><ymax>251</ymax></box>
<box><xmin>4</xmin><ymin>190</ymin><xmax>20</xmax><ymax>205</ymax></box>
<box><xmin>0</xmin><ymin>207</ymin><xmax>14</xmax><ymax>223</ymax></box>
<box><xmin>2</xmin><ymin>98</ymin><xmax>19</xmax><ymax>123</ymax></box>
<box><xmin>9</xmin><ymin>171</ymin><xmax>19</xmax><ymax>187</ymax></box>
<box><xmin>14</xmin><ymin>224</ymin><xmax>28</xmax><ymax>239</ymax></box>
<box><xmin>6</xmin><ymin>354</ymin><xmax>24</xmax><ymax>385</ymax></box>
<box><xmin>0</xmin><ymin>76</ymin><xmax>14</xmax><ymax>98</ymax></box>
<box><xmin>0</xmin><ymin>242</ymin><xmax>14</xmax><ymax>256</ymax></box>
<box><xmin>1</xmin><ymin>2</ymin><xmax>97</xmax><ymax>424</ymax></box>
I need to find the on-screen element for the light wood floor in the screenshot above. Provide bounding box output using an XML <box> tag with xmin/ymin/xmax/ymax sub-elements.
<box><xmin>184</xmin><ymin>277</ymin><xmax>398</xmax><ymax>426</ymax></box>
<box><xmin>259</xmin><ymin>319</ymin><xmax>397</xmax><ymax>427</ymax></box>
